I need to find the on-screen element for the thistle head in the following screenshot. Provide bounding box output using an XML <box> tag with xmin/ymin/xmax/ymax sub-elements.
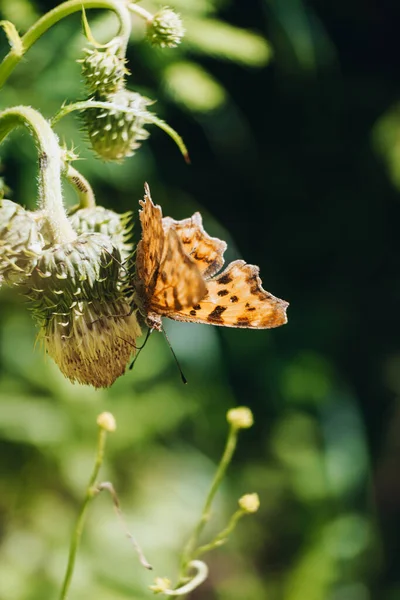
<box><xmin>25</xmin><ymin>232</ymin><xmax>141</xmax><ymax>387</ymax></box>
<box><xmin>147</xmin><ymin>7</ymin><xmax>185</xmax><ymax>48</ymax></box>
<box><xmin>0</xmin><ymin>199</ymin><xmax>44</xmax><ymax>285</ymax></box>
<box><xmin>79</xmin><ymin>46</ymin><xmax>129</xmax><ymax>97</ymax></box>
<box><xmin>69</xmin><ymin>205</ymin><xmax>133</xmax><ymax>263</ymax></box>
<box><xmin>84</xmin><ymin>90</ymin><xmax>154</xmax><ymax>161</ymax></box>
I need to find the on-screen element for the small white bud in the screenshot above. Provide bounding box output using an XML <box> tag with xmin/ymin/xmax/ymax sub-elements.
<box><xmin>227</xmin><ymin>406</ymin><xmax>254</xmax><ymax>429</ymax></box>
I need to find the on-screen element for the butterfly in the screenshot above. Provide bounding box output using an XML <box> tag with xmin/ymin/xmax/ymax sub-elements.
<box><xmin>132</xmin><ymin>184</ymin><xmax>288</xmax><ymax>332</ymax></box>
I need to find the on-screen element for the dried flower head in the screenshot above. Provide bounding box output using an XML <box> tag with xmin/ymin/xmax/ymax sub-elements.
<box><xmin>25</xmin><ymin>232</ymin><xmax>141</xmax><ymax>387</ymax></box>
<box><xmin>0</xmin><ymin>199</ymin><xmax>44</xmax><ymax>285</ymax></box>
<box><xmin>84</xmin><ymin>90</ymin><xmax>154</xmax><ymax>161</ymax></box>
<box><xmin>147</xmin><ymin>7</ymin><xmax>185</xmax><ymax>48</ymax></box>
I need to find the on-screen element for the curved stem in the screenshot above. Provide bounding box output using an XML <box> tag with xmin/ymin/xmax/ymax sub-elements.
<box><xmin>178</xmin><ymin>425</ymin><xmax>239</xmax><ymax>579</ymax></box>
<box><xmin>127</xmin><ymin>3</ymin><xmax>153</xmax><ymax>22</ymax></box>
<box><xmin>165</xmin><ymin>561</ymin><xmax>208</xmax><ymax>596</ymax></box>
<box><xmin>59</xmin><ymin>427</ymin><xmax>108</xmax><ymax>600</ymax></box>
<box><xmin>64</xmin><ymin>164</ymin><xmax>96</xmax><ymax>209</ymax></box>
<box><xmin>0</xmin><ymin>0</ymin><xmax>132</xmax><ymax>89</ymax></box>
<box><xmin>0</xmin><ymin>106</ymin><xmax>76</xmax><ymax>244</ymax></box>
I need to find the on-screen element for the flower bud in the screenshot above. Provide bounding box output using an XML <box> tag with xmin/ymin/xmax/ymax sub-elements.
<box><xmin>149</xmin><ymin>577</ymin><xmax>172</xmax><ymax>594</ymax></box>
<box><xmin>227</xmin><ymin>406</ymin><xmax>254</xmax><ymax>429</ymax></box>
<box><xmin>79</xmin><ymin>46</ymin><xmax>128</xmax><ymax>97</ymax></box>
<box><xmin>25</xmin><ymin>232</ymin><xmax>141</xmax><ymax>387</ymax></box>
<box><xmin>0</xmin><ymin>199</ymin><xmax>44</xmax><ymax>285</ymax></box>
<box><xmin>147</xmin><ymin>7</ymin><xmax>184</xmax><ymax>48</ymax></box>
<box><xmin>238</xmin><ymin>493</ymin><xmax>260</xmax><ymax>514</ymax></box>
<box><xmin>84</xmin><ymin>90</ymin><xmax>154</xmax><ymax>161</ymax></box>
<box><xmin>97</xmin><ymin>411</ymin><xmax>117</xmax><ymax>432</ymax></box>
<box><xmin>69</xmin><ymin>206</ymin><xmax>133</xmax><ymax>263</ymax></box>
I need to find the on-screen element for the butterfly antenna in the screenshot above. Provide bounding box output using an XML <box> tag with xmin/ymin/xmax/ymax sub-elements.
<box><xmin>129</xmin><ymin>328</ymin><xmax>152</xmax><ymax>370</ymax></box>
<box><xmin>161</xmin><ymin>328</ymin><xmax>187</xmax><ymax>384</ymax></box>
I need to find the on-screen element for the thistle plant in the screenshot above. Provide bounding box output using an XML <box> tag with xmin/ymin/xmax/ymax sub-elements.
<box><xmin>0</xmin><ymin>2</ymin><xmax>266</xmax><ymax>598</ymax></box>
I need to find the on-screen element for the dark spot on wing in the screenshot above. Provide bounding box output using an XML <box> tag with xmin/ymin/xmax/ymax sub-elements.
<box><xmin>193</xmin><ymin>304</ymin><xmax>201</xmax><ymax>310</ymax></box>
<box><xmin>193</xmin><ymin>251</ymin><xmax>213</xmax><ymax>264</ymax></box>
<box><xmin>208</xmin><ymin>305</ymin><xmax>227</xmax><ymax>322</ymax></box>
<box><xmin>173</xmin><ymin>288</ymin><xmax>182</xmax><ymax>311</ymax></box>
<box><xmin>190</xmin><ymin>309</ymin><xmax>197</xmax><ymax>316</ymax></box>
<box><xmin>217</xmin><ymin>289</ymin><xmax>229</xmax><ymax>297</ymax></box>
<box><xmin>218</xmin><ymin>273</ymin><xmax>233</xmax><ymax>285</ymax></box>
<box><xmin>230</xmin><ymin>295</ymin><xmax>239</xmax><ymax>303</ymax></box>
<box><xmin>236</xmin><ymin>316</ymin><xmax>250</xmax><ymax>327</ymax></box>
<box><xmin>247</xmin><ymin>306</ymin><xmax>256</xmax><ymax>312</ymax></box>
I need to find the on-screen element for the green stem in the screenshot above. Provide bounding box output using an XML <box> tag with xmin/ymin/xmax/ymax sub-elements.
<box><xmin>194</xmin><ymin>509</ymin><xmax>245</xmax><ymax>558</ymax></box>
<box><xmin>59</xmin><ymin>427</ymin><xmax>108</xmax><ymax>600</ymax></box>
<box><xmin>178</xmin><ymin>425</ymin><xmax>239</xmax><ymax>579</ymax></box>
<box><xmin>0</xmin><ymin>0</ymin><xmax>132</xmax><ymax>89</ymax></box>
<box><xmin>64</xmin><ymin>164</ymin><xmax>96</xmax><ymax>209</ymax></box>
<box><xmin>0</xmin><ymin>106</ymin><xmax>76</xmax><ymax>244</ymax></box>
<box><xmin>127</xmin><ymin>3</ymin><xmax>153</xmax><ymax>22</ymax></box>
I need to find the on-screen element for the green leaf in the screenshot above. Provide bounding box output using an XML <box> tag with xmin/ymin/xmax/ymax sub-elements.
<box><xmin>163</xmin><ymin>61</ymin><xmax>227</xmax><ymax>112</ymax></box>
<box><xmin>184</xmin><ymin>18</ymin><xmax>273</xmax><ymax>67</ymax></box>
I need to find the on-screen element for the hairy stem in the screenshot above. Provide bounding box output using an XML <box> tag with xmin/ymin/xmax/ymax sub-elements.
<box><xmin>0</xmin><ymin>0</ymin><xmax>132</xmax><ymax>89</ymax></box>
<box><xmin>0</xmin><ymin>106</ymin><xmax>76</xmax><ymax>244</ymax></box>
<box><xmin>64</xmin><ymin>164</ymin><xmax>96</xmax><ymax>209</ymax></box>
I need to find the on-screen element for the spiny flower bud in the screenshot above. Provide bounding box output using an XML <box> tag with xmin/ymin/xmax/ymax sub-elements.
<box><xmin>238</xmin><ymin>493</ymin><xmax>260</xmax><ymax>514</ymax></box>
<box><xmin>0</xmin><ymin>199</ymin><xmax>44</xmax><ymax>285</ymax></box>
<box><xmin>25</xmin><ymin>233</ymin><xmax>141</xmax><ymax>387</ymax></box>
<box><xmin>69</xmin><ymin>206</ymin><xmax>133</xmax><ymax>263</ymax></box>
<box><xmin>79</xmin><ymin>46</ymin><xmax>128</xmax><ymax>97</ymax></box>
<box><xmin>147</xmin><ymin>7</ymin><xmax>184</xmax><ymax>48</ymax></box>
<box><xmin>84</xmin><ymin>90</ymin><xmax>154</xmax><ymax>161</ymax></box>
<box><xmin>227</xmin><ymin>406</ymin><xmax>254</xmax><ymax>429</ymax></box>
<box><xmin>97</xmin><ymin>411</ymin><xmax>117</xmax><ymax>432</ymax></box>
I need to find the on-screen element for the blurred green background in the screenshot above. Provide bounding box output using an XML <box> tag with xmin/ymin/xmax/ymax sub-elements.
<box><xmin>1</xmin><ymin>0</ymin><xmax>400</xmax><ymax>599</ymax></box>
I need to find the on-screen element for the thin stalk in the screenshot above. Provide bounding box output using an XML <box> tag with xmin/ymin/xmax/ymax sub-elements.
<box><xmin>194</xmin><ymin>509</ymin><xmax>245</xmax><ymax>558</ymax></box>
<box><xmin>59</xmin><ymin>427</ymin><xmax>107</xmax><ymax>600</ymax></box>
<box><xmin>64</xmin><ymin>164</ymin><xmax>96</xmax><ymax>209</ymax></box>
<box><xmin>0</xmin><ymin>106</ymin><xmax>76</xmax><ymax>244</ymax></box>
<box><xmin>178</xmin><ymin>425</ymin><xmax>239</xmax><ymax>578</ymax></box>
<box><xmin>0</xmin><ymin>0</ymin><xmax>132</xmax><ymax>89</ymax></box>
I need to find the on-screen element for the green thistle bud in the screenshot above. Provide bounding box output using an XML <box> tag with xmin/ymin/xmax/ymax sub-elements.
<box><xmin>79</xmin><ymin>46</ymin><xmax>128</xmax><ymax>97</ymax></box>
<box><xmin>0</xmin><ymin>199</ymin><xmax>44</xmax><ymax>285</ymax></box>
<box><xmin>147</xmin><ymin>7</ymin><xmax>185</xmax><ymax>48</ymax></box>
<box><xmin>84</xmin><ymin>90</ymin><xmax>154</xmax><ymax>161</ymax></box>
<box><xmin>69</xmin><ymin>206</ymin><xmax>133</xmax><ymax>263</ymax></box>
<box><xmin>25</xmin><ymin>233</ymin><xmax>141</xmax><ymax>387</ymax></box>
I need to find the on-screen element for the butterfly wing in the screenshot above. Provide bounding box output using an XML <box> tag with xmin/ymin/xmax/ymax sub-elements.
<box><xmin>162</xmin><ymin>213</ymin><xmax>227</xmax><ymax>278</ymax></box>
<box><xmin>164</xmin><ymin>260</ymin><xmax>288</xmax><ymax>329</ymax></box>
<box><xmin>148</xmin><ymin>227</ymin><xmax>207</xmax><ymax>315</ymax></box>
<box><xmin>135</xmin><ymin>183</ymin><xmax>165</xmax><ymax>294</ymax></box>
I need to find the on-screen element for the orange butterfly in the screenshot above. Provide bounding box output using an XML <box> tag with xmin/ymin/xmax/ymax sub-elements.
<box><xmin>133</xmin><ymin>184</ymin><xmax>288</xmax><ymax>332</ymax></box>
